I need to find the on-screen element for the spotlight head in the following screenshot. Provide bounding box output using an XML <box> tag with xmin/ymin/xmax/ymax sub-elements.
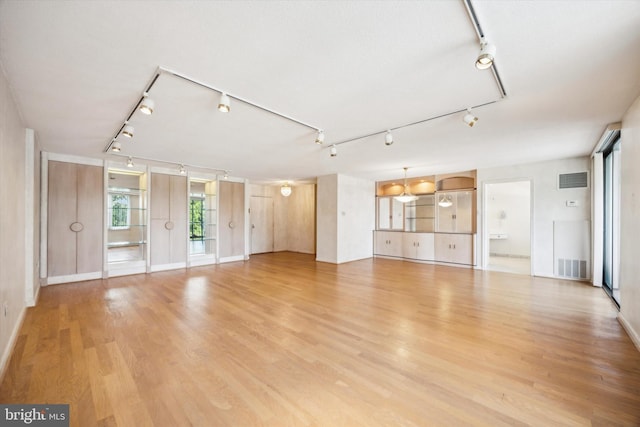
<box><xmin>111</xmin><ymin>141</ymin><xmax>121</xmax><ymax>152</ymax></box>
<box><xmin>122</xmin><ymin>124</ymin><xmax>134</xmax><ymax>138</ymax></box>
<box><xmin>218</xmin><ymin>93</ymin><xmax>231</xmax><ymax>113</ymax></box>
<box><xmin>463</xmin><ymin>109</ymin><xmax>478</xmax><ymax>127</ymax></box>
<box><xmin>330</xmin><ymin>145</ymin><xmax>337</xmax><ymax>157</ymax></box>
<box><xmin>179</xmin><ymin>164</ymin><xmax>186</xmax><ymax>175</ymax></box>
<box><xmin>126</xmin><ymin>157</ymin><xmax>134</xmax><ymax>168</ymax></box>
<box><xmin>385</xmin><ymin>130</ymin><xmax>393</xmax><ymax>146</ymax></box>
<box><xmin>315</xmin><ymin>130</ymin><xmax>325</xmax><ymax>145</ymax></box>
<box><xmin>139</xmin><ymin>95</ymin><xmax>154</xmax><ymax>115</ymax></box>
<box><xmin>476</xmin><ymin>40</ymin><xmax>496</xmax><ymax>70</ymax></box>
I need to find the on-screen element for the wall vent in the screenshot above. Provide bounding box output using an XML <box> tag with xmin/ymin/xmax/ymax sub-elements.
<box><xmin>558</xmin><ymin>172</ymin><xmax>588</xmax><ymax>189</ymax></box>
<box><xmin>557</xmin><ymin>258</ymin><xmax>588</xmax><ymax>279</ymax></box>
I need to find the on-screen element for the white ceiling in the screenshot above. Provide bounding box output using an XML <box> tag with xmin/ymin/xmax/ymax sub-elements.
<box><xmin>1</xmin><ymin>0</ymin><xmax>639</xmax><ymax>183</ymax></box>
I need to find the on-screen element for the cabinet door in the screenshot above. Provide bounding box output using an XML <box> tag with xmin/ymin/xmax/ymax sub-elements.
<box><xmin>76</xmin><ymin>164</ymin><xmax>103</xmax><ymax>273</ymax></box>
<box><xmin>169</xmin><ymin>175</ymin><xmax>187</xmax><ymax>263</ymax></box>
<box><xmin>219</xmin><ymin>181</ymin><xmax>245</xmax><ymax>259</ymax></box>
<box><xmin>378</xmin><ymin>197</ymin><xmax>391</xmax><ymax>229</ymax></box>
<box><xmin>374</xmin><ymin>231</ymin><xmax>402</xmax><ymax>257</ymax></box>
<box><xmin>414</xmin><ymin>233</ymin><xmax>435</xmax><ymax>261</ymax></box>
<box><xmin>449</xmin><ymin>234</ymin><xmax>474</xmax><ymax>265</ymax></box>
<box><xmin>455</xmin><ymin>191</ymin><xmax>474</xmax><ymax>233</ymax></box>
<box><xmin>48</xmin><ymin>161</ymin><xmax>78</xmax><ymax>277</ymax></box>
<box><xmin>436</xmin><ymin>192</ymin><xmax>456</xmax><ymax>232</ymax></box>
<box><xmin>402</xmin><ymin>233</ymin><xmax>418</xmax><ymax>259</ymax></box>
<box><xmin>150</xmin><ymin>174</ymin><xmax>170</xmax><ymax>266</ymax></box>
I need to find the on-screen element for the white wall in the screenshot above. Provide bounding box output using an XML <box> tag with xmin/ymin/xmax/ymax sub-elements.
<box><xmin>0</xmin><ymin>65</ymin><xmax>27</xmax><ymax>378</ymax></box>
<box><xmin>477</xmin><ymin>157</ymin><xmax>591</xmax><ymax>278</ymax></box>
<box><xmin>619</xmin><ymin>94</ymin><xmax>640</xmax><ymax>349</ymax></box>
<box><xmin>316</xmin><ymin>174</ymin><xmax>375</xmax><ymax>264</ymax></box>
<box><xmin>486</xmin><ymin>181</ymin><xmax>531</xmax><ymax>257</ymax></box>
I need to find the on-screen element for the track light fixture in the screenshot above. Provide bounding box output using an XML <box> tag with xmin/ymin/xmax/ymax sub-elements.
<box><xmin>111</xmin><ymin>141</ymin><xmax>121</xmax><ymax>152</ymax></box>
<box><xmin>139</xmin><ymin>93</ymin><xmax>155</xmax><ymax>115</ymax></box>
<box><xmin>280</xmin><ymin>182</ymin><xmax>292</xmax><ymax>197</ymax></box>
<box><xmin>463</xmin><ymin>108</ymin><xmax>478</xmax><ymax>127</ymax></box>
<box><xmin>475</xmin><ymin>38</ymin><xmax>496</xmax><ymax>70</ymax></box>
<box><xmin>385</xmin><ymin>130</ymin><xmax>394</xmax><ymax>146</ymax></box>
<box><xmin>315</xmin><ymin>130</ymin><xmax>325</xmax><ymax>145</ymax></box>
<box><xmin>127</xmin><ymin>157</ymin><xmax>134</xmax><ymax>168</ymax></box>
<box><xmin>218</xmin><ymin>92</ymin><xmax>231</xmax><ymax>113</ymax></box>
<box><xmin>121</xmin><ymin>123</ymin><xmax>134</xmax><ymax>138</ymax></box>
<box><xmin>223</xmin><ymin>171</ymin><xmax>229</xmax><ymax>180</ymax></box>
<box><xmin>330</xmin><ymin>145</ymin><xmax>337</xmax><ymax>157</ymax></box>
<box><xmin>179</xmin><ymin>164</ymin><xmax>186</xmax><ymax>175</ymax></box>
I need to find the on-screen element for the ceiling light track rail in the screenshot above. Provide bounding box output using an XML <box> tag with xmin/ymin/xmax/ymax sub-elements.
<box><xmin>158</xmin><ymin>66</ymin><xmax>321</xmax><ymax>131</ymax></box>
<box><xmin>463</xmin><ymin>0</ymin><xmax>507</xmax><ymax>98</ymax></box>
<box><xmin>331</xmin><ymin>100</ymin><xmax>499</xmax><ymax>147</ymax></box>
<box><xmin>110</xmin><ymin>152</ymin><xmax>229</xmax><ymax>175</ymax></box>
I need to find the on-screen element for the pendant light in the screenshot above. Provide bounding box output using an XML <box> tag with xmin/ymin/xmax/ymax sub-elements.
<box><xmin>280</xmin><ymin>182</ymin><xmax>292</xmax><ymax>197</ymax></box>
<box><xmin>394</xmin><ymin>167</ymin><xmax>419</xmax><ymax>203</ymax></box>
<box><xmin>438</xmin><ymin>195</ymin><xmax>453</xmax><ymax>207</ymax></box>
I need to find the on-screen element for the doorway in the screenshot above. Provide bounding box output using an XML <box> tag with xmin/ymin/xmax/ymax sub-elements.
<box><xmin>484</xmin><ymin>180</ymin><xmax>532</xmax><ymax>275</ymax></box>
<box><xmin>250</xmin><ymin>196</ymin><xmax>274</xmax><ymax>254</ymax></box>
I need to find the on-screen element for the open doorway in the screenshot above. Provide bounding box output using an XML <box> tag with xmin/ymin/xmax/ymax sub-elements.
<box><xmin>484</xmin><ymin>180</ymin><xmax>532</xmax><ymax>275</ymax></box>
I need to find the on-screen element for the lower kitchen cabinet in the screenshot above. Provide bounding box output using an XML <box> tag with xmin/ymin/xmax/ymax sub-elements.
<box><xmin>434</xmin><ymin>233</ymin><xmax>475</xmax><ymax>265</ymax></box>
<box><xmin>402</xmin><ymin>233</ymin><xmax>435</xmax><ymax>261</ymax></box>
<box><xmin>374</xmin><ymin>231</ymin><xmax>403</xmax><ymax>258</ymax></box>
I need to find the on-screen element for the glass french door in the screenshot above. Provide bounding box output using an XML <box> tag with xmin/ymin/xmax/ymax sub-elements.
<box><xmin>603</xmin><ymin>138</ymin><xmax>621</xmax><ymax>305</ymax></box>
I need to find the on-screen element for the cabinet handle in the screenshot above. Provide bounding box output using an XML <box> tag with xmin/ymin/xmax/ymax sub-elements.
<box><xmin>453</xmin><ymin>244</ymin><xmax>456</xmax><ymax>249</ymax></box>
<box><xmin>229</xmin><ymin>221</ymin><xmax>235</xmax><ymax>229</ymax></box>
<box><xmin>448</xmin><ymin>244</ymin><xmax>451</xmax><ymax>249</ymax></box>
<box><xmin>69</xmin><ymin>222</ymin><xmax>84</xmax><ymax>232</ymax></box>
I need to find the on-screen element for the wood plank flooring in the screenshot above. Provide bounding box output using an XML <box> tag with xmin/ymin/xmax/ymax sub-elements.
<box><xmin>1</xmin><ymin>252</ymin><xmax>639</xmax><ymax>426</ymax></box>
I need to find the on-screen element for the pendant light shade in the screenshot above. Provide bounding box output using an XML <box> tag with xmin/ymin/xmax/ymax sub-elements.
<box><xmin>280</xmin><ymin>183</ymin><xmax>292</xmax><ymax>197</ymax></box>
<box><xmin>438</xmin><ymin>195</ymin><xmax>453</xmax><ymax>207</ymax></box>
<box><xmin>475</xmin><ymin>39</ymin><xmax>496</xmax><ymax>70</ymax></box>
<box><xmin>139</xmin><ymin>96</ymin><xmax>154</xmax><ymax>115</ymax></box>
<box><xmin>315</xmin><ymin>130</ymin><xmax>325</xmax><ymax>145</ymax></box>
<box><xmin>394</xmin><ymin>167</ymin><xmax>419</xmax><ymax>203</ymax></box>
<box><xmin>218</xmin><ymin>92</ymin><xmax>231</xmax><ymax>112</ymax></box>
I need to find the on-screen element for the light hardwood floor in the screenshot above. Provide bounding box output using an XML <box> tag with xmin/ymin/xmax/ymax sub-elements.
<box><xmin>1</xmin><ymin>252</ymin><xmax>639</xmax><ymax>426</ymax></box>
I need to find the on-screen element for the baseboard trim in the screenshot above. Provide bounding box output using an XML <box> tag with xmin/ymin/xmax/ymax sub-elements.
<box><xmin>0</xmin><ymin>306</ymin><xmax>27</xmax><ymax>385</ymax></box>
<box><xmin>618</xmin><ymin>312</ymin><xmax>640</xmax><ymax>353</ymax></box>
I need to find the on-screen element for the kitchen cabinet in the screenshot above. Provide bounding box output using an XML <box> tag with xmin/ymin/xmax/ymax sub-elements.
<box><xmin>402</xmin><ymin>233</ymin><xmax>435</xmax><ymax>261</ymax></box>
<box><xmin>377</xmin><ymin>196</ymin><xmax>404</xmax><ymax>230</ymax></box>
<box><xmin>435</xmin><ymin>233</ymin><xmax>475</xmax><ymax>265</ymax></box>
<box><xmin>436</xmin><ymin>190</ymin><xmax>475</xmax><ymax>233</ymax></box>
<box><xmin>47</xmin><ymin>160</ymin><xmax>103</xmax><ymax>283</ymax></box>
<box><xmin>374</xmin><ymin>231</ymin><xmax>403</xmax><ymax>258</ymax></box>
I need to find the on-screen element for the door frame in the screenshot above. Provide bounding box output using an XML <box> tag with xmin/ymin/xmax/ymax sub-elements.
<box><xmin>481</xmin><ymin>178</ymin><xmax>534</xmax><ymax>275</ymax></box>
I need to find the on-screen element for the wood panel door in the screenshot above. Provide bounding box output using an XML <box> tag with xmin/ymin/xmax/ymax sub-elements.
<box><xmin>150</xmin><ymin>173</ymin><xmax>187</xmax><ymax>267</ymax></box>
<box><xmin>48</xmin><ymin>161</ymin><xmax>78</xmax><ymax>277</ymax></box>
<box><xmin>219</xmin><ymin>181</ymin><xmax>245</xmax><ymax>260</ymax></box>
<box><xmin>250</xmin><ymin>196</ymin><xmax>274</xmax><ymax>254</ymax></box>
<box><xmin>48</xmin><ymin>161</ymin><xmax>103</xmax><ymax>277</ymax></box>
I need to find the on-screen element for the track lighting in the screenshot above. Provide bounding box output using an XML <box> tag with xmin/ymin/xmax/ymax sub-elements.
<box><xmin>139</xmin><ymin>93</ymin><xmax>154</xmax><ymax>115</ymax></box>
<box><xmin>121</xmin><ymin>124</ymin><xmax>134</xmax><ymax>138</ymax></box>
<box><xmin>315</xmin><ymin>130</ymin><xmax>325</xmax><ymax>145</ymax></box>
<box><xmin>179</xmin><ymin>164</ymin><xmax>186</xmax><ymax>175</ymax></box>
<box><xmin>111</xmin><ymin>141</ymin><xmax>121</xmax><ymax>152</ymax></box>
<box><xmin>223</xmin><ymin>171</ymin><xmax>229</xmax><ymax>180</ymax></box>
<box><xmin>127</xmin><ymin>157</ymin><xmax>134</xmax><ymax>168</ymax></box>
<box><xmin>218</xmin><ymin>92</ymin><xmax>231</xmax><ymax>113</ymax></box>
<box><xmin>463</xmin><ymin>108</ymin><xmax>478</xmax><ymax>127</ymax></box>
<box><xmin>330</xmin><ymin>145</ymin><xmax>337</xmax><ymax>157</ymax></box>
<box><xmin>385</xmin><ymin>130</ymin><xmax>393</xmax><ymax>146</ymax></box>
<box><xmin>280</xmin><ymin>182</ymin><xmax>292</xmax><ymax>197</ymax></box>
<box><xmin>475</xmin><ymin>38</ymin><xmax>496</xmax><ymax>70</ymax></box>
<box><xmin>394</xmin><ymin>167</ymin><xmax>419</xmax><ymax>203</ymax></box>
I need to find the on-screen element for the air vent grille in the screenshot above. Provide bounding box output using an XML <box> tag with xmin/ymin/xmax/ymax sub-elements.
<box><xmin>559</xmin><ymin>172</ymin><xmax>588</xmax><ymax>189</ymax></box>
<box><xmin>558</xmin><ymin>259</ymin><xmax>588</xmax><ymax>279</ymax></box>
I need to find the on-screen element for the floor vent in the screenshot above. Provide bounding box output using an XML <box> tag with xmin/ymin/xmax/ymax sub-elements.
<box><xmin>558</xmin><ymin>258</ymin><xmax>588</xmax><ymax>279</ymax></box>
<box><xmin>558</xmin><ymin>172</ymin><xmax>588</xmax><ymax>189</ymax></box>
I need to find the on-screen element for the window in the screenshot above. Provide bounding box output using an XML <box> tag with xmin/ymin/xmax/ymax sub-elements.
<box><xmin>109</xmin><ymin>193</ymin><xmax>130</xmax><ymax>229</ymax></box>
<box><xmin>189</xmin><ymin>197</ymin><xmax>204</xmax><ymax>240</ymax></box>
